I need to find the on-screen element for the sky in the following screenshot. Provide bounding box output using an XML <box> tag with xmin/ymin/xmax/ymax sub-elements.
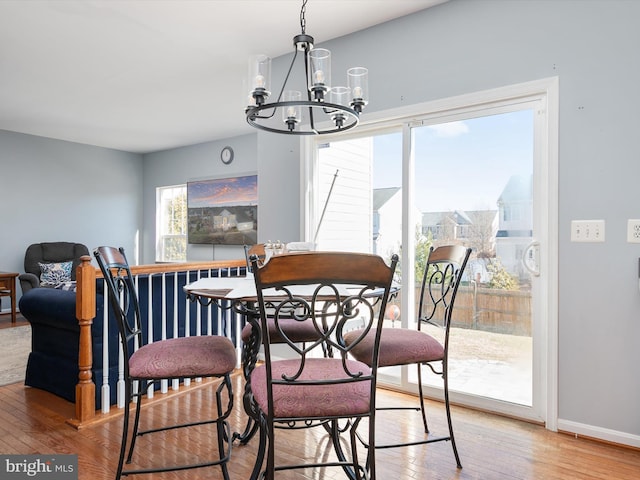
<box><xmin>187</xmin><ymin>174</ymin><xmax>258</xmax><ymax>208</ymax></box>
<box><xmin>373</xmin><ymin>109</ymin><xmax>534</xmax><ymax>212</ymax></box>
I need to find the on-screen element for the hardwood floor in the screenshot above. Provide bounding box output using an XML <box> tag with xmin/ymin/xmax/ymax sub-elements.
<box><xmin>1</xmin><ymin>374</ymin><xmax>639</xmax><ymax>479</ymax></box>
<box><xmin>0</xmin><ymin>312</ymin><xmax>28</xmax><ymax>329</ymax></box>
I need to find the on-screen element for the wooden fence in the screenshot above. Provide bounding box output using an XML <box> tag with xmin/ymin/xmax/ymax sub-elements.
<box><xmin>408</xmin><ymin>284</ymin><xmax>532</xmax><ymax>336</ymax></box>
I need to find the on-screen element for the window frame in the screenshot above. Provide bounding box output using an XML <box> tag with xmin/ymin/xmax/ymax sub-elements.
<box><xmin>155</xmin><ymin>184</ymin><xmax>187</xmax><ymax>263</ymax></box>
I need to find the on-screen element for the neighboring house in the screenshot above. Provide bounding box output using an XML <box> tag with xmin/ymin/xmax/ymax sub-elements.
<box><xmin>418</xmin><ymin>175</ymin><xmax>533</xmax><ymax>283</ymax></box>
<box><xmin>422</xmin><ymin>210</ymin><xmax>469</xmax><ymax>241</ymax></box>
<box><xmin>422</xmin><ymin>209</ymin><xmax>498</xmax><ymax>255</ymax></box>
<box><xmin>495</xmin><ymin>175</ymin><xmax>533</xmax><ymax>281</ymax></box>
<box><xmin>372</xmin><ymin>187</ymin><xmax>422</xmax><ymax>260</ymax></box>
<box><xmin>421</xmin><ymin>209</ymin><xmax>498</xmax><ymax>284</ymax></box>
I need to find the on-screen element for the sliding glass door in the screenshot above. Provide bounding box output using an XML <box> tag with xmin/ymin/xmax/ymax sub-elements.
<box><xmin>409</xmin><ymin>109</ymin><xmax>535</xmax><ymax>410</ymax></box>
<box><xmin>304</xmin><ymin>80</ymin><xmax>557</xmax><ymax>424</ymax></box>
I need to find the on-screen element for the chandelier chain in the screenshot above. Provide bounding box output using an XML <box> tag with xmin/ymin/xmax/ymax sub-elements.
<box><xmin>300</xmin><ymin>0</ymin><xmax>308</xmax><ymax>34</ymax></box>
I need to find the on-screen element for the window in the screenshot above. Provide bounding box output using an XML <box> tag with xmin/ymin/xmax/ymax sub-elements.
<box><xmin>156</xmin><ymin>185</ymin><xmax>187</xmax><ymax>262</ymax></box>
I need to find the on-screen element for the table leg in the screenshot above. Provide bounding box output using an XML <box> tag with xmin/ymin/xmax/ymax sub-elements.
<box><xmin>233</xmin><ymin>310</ymin><xmax>262</xmax><ymax>445</ymax></box>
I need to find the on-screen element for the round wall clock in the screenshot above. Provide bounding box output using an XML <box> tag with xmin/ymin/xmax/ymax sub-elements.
<box><xmin>220</xmin><ymin>146</ymin><xmax>234</xmax><ymax>165</ymax></box>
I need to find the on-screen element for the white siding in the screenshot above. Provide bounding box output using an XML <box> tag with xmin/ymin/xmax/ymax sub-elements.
<box><xmin>316</xmin><ymin>138</ymin><xmax>372</xmax><ymax>253</ymax></box>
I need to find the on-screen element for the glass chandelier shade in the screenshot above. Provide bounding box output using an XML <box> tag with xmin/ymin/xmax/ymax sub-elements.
<box><xmin>347</xmin><ymin>67</ymin><xmax>369</xmax><ymax>113</ymax></box>
<box><xmin>248</xmin><ymin>54</ymin><xmax>271</xmax><ymax>107</ymax></box>
<box><xmin>307</xmin><ymin>48</ymin><xmax>331</xmax><ymax>101</ymax></box>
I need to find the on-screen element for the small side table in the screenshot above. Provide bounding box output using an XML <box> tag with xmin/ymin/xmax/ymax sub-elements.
<box><xmin>0</xmin><ymin>271</ymin><xmax>19</xmax><ymax>324</ymax></box>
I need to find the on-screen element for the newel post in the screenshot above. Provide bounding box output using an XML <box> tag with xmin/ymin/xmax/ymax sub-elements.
<box><xmin>74</xmin><ymin>255</ymin><xmax>96</xmax><ymax>424</ymax></box>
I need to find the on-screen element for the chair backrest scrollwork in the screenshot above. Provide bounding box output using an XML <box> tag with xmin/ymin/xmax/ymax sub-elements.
<box><xmin>94</xmin><ymin>246</ymin><xmax>144</xmax><ymax>372</ymax></box>
<box><xmin>418</xmin><ymin>245</ymin><xmax>472</xmax><ymax>332</ymax></box>
<box><xmin>251</xmin><ymin>251</ymin><xmax>399</xmax><ymax>386</ymax></box>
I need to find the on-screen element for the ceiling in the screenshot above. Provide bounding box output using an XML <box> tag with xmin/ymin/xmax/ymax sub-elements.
<box><xmin>0</xmin><ymin>0</ymin><xmax>446</xmax><ymax>154</ymax></box>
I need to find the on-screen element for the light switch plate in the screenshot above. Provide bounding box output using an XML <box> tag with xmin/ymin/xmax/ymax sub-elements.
<box><xmin>571</xmin><ymin>220</ymin><xmax>605</xmax><ymax>242</ymax></box>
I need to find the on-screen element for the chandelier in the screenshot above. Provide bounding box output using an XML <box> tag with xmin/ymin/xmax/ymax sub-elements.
<box><xmin>245</xmin><ymin>0</ymin><xmax>368</xmax><ymax>135</ymax></box>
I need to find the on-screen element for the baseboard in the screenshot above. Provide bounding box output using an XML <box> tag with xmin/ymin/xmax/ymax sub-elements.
<box><xmin>557</xmin><ymin>418</ymin><xmax>640</xmax><ymax>449</ymax></box>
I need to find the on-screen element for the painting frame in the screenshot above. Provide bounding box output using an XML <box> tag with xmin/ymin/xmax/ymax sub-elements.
<box><xmin>187</xmin><ymin>174</ymin><xmax>258</xmax><ymax>245</ymax></box>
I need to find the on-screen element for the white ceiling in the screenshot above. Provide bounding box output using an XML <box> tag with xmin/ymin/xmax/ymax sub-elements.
<box><xmin>0</xmin><ymin>0</ymin><xmax>446</xmax><ymax>154</ymax></box>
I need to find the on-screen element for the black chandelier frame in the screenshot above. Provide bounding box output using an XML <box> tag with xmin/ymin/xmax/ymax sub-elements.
<box><xmin>246</xmin><ymin>99</ymin><xmax>360</xmax><ymax>136</ymax></box>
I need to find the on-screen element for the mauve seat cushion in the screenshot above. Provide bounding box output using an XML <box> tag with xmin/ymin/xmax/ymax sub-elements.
<box><xmin>241</xmin><ymin>318</ymin><xmax>321</xmax><ymax>344</ymax></box>
<box><xmin>250</xmin><ymin>358</ymin><xmax>372</xmax><ymax>418</ymax></box>
<box><xmin>129</xmin><ymin>335</ymin><xmax>236</xmax><ymax>379</ymax></box>
<box><xmin>344</xmin><ymin>328</ymin><xmax>444</xmax><ymax>368</ymax></box>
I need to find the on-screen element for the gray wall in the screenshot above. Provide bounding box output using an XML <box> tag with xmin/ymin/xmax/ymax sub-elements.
<box><xmin>0</xmin><ymin>129</ymin><xmax>142</xmax><ymax>300</ymax></box>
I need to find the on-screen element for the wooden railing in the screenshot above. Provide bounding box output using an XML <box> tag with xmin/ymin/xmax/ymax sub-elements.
<box><xmin>70</xmin><ymin>255</ymin><xmax>246</xmax><ymax>428</ymax></box>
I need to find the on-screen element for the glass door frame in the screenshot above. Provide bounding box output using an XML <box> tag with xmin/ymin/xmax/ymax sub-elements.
<box><xmin>302</xmin><ymin>77</ymin><xmax>559</xmax><ymax>429</ymax></box>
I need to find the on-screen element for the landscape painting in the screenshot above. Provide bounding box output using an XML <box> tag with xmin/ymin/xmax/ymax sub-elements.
<box><xmin>187</xmin><ymin>175</ymin><xmax>258</xmax><ymax>245</ymax></box>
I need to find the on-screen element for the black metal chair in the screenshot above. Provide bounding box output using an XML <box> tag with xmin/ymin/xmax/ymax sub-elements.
<box><xmin>247</xmin><ymin>251</ymin><xmax>398</xmax><ymax>480</ymax></box>
<box><xmin>93</xmin><ymin>246</ymin><xmax>236</xmax><ymax>480</ymax></box>
<box><xmin>236</xmin><ymin>244</ymin><xmax>342</xmax><ymax>446</ymax></box>
<box><xmin>345</xmin><ymin>244</ymin><xmax>471</xmax><ymax>469</ymax></box>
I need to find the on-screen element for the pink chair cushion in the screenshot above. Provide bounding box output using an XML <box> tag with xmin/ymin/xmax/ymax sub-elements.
<box><xmin>250</xmin><ymin>358</ymin><xmax>372</xmax><ymax>419</ymax></box>
<box><xmin>129</xmin><ymin>335</ymin><xmax>236</xmax><ymax>379</ymax></box>
<box><xmin>241</xmin><ymin>318</ymin><xmax>321</xmax><ymax>344</ymax></box>
<box><xmin>344</xmin><ymin>328</ymin><xmax>444</xmax><ymax>368</ymax></box>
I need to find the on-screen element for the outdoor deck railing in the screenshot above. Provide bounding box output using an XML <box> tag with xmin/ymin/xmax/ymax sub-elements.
<box><xmin>72</xmin><ymin>256</ymin><xmax>246</xmax><ymax>427</ymax></box>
